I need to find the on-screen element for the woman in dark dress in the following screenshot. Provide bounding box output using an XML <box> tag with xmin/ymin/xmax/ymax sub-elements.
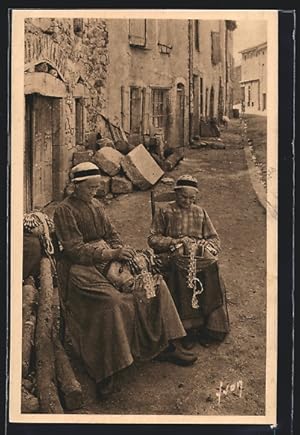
<box><xmin>54</xmin><ymin>163</ymin><xmax>197</xmax><ymax>397</ymax></box>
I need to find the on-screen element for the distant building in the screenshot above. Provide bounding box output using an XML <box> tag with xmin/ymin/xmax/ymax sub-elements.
<box><xmin>232</xmin><ymin>65</ymin><xmax>242</xmax><ymax>105</ymax></box>
<box><xmin>239</xmin><ymin>42</ymin><xmax>267</xmax><ymax>114</ymax></box>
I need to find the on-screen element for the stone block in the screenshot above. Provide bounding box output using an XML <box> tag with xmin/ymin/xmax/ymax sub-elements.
<box><xmin>111</xmin><ymin>176</ymin><xmax>133</xmax><ymax>194</ymax></box>
<box><xmin>114</xmin><ymin>140</ymin><xmax>130</xmax><ymax>155</ymax></box>
<box><xmin>162</xmin><ymin>148</ymin><xmax>184</xmax><ymax>171</ymax></box>
<box><xmin>72</xmin><ymin>151</ymin><xmax>93</xmax><ymax>166</ymax></box>
<box><xmin>127</xmin><ymin>133</ymin><xmax>142</xmax><ymax>147</ymax></box>
<box><xmin>96</xmin><ymin>176</ymin><xmax>111</xmax><ymax>198</ymax></box>
<box><xmin>96</xmin><ymin>138</ymin><xmax>114</xmax><ymax>150</ymax></box>
<box><xmin>121</xmin><ymin>144</ymin><xmax>164</xmax><ymax>190</ymax></box>
<box><xmin>93</xmin><ymin>147</ymin><xmax>123</xmax><ymax>176</ymax></box>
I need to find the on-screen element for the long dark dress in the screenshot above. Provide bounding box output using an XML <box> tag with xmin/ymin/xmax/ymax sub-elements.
<box><xmin>148</xmin><ymin>201</ymin><xmax>229</xmax><ymax>339</ymax></box>
<box><xmin>54</xmin><ymin>194</ymin><xmax>186</xmax><ymax>383</ymax></box>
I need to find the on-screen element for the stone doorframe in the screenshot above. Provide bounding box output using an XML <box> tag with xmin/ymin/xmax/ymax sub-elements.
<box><xmin>24</xmin><ymin>71</ymin><xmax>67</xmax><ymax>204</ymax></box>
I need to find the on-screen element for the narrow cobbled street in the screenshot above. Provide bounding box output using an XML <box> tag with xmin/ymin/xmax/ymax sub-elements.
<box><xmin>68</xmin><ymin>120</ymin><xmax>266</xmax><ymax>416</ymax></box>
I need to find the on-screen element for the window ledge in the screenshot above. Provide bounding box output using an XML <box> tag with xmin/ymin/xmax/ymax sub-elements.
<box><xmin>129</xmin><ymin>42</ymin><xmax>146</xmax><ymax>49</ymax></box>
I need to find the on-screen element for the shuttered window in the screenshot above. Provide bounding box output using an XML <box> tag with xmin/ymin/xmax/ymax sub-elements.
<box><xmin>158</xmin><ymin>21</ymin><xmax>172</xmax><ymax>54</ymax></box>
<box><xmin>129</xmin><ymin>19</ymin><xmax>146</xmax><ymax>47</ymax></box>
<box><xmin>152</xmin><ymin>89</ymin><xmax>169</xmax><ymax>129</ymax></box>
<box><xmin>73</xmin><ymin>18</ymin><xmax>84</xmax><ymax>36</ymax></box>
<box><xmin>194</xmin><ymin>20</ymin><xmax>200</xmax><ymax>51</ymax></box>
<box><xmin>211</xmin><ymin>31</ymin><xmax>221</xmax><ymax>65</ymax></box>
<box><xmin>130</xmin><ymin>87</ymin><xmax>142</xmax><ymax>134</ymax></box>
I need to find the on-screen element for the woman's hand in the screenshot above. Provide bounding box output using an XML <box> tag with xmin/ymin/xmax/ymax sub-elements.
<box><xmin>179</xmin><ymin>236</ymin><xmax>195</xmax><ymax>245</ymax></box>
<box><xmin>115</xmin><ymin>246</ymin><xmax>136</xmax><ymax>261</ymax></box>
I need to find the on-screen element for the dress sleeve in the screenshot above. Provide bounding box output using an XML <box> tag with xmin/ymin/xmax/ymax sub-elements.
<box><xmin>54</xmin><ymin>204</ymin><xmax>106</xmax><ymax>265</ymax></box>
<box><xmin>101</xmin><ymin>208</ymin><xmax>123</xmax><ymax>249</ymax></box>
<box><xmin>148</xmin><ymin>207</ymin><xmax>175</xmax><ymax>253</ymax></box>
<box><xmin>202</xmin><ymin>209</ymin><xmax>221</xmax><ymax>253</ymax></box>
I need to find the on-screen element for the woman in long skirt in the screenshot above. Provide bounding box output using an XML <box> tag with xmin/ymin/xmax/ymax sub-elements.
<box><xmin>148</xmin><ymin>175</ymin><xmax>230</xmax><ymax>349</ymax></box>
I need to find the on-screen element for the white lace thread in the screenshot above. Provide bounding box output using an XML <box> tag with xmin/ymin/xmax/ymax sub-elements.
<box><xmin>186</xmin><ymin>241</ymin><xmax>204</xmax><ymax>309</ymax></box>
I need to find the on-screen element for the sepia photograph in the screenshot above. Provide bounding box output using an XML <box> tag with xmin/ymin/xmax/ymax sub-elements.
<box><xmin>9</xmin><ymin>9</ymin><xmax>278</xmax><ymax>425</ymax></box>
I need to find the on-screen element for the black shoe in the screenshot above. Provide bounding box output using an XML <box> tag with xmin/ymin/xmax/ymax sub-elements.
<box><xmin>156</xmin><ymin>347</ymin><xmax>197</xmax><ymax>366</ymax></box>
<box><xmin>198</xmin><ymin>332</ymin><xmax>221</xmax><ymax>347</ymax></box>
<box><xmin>181</xmin><ymin>335</ymin><xmax>196</xmax><ymax>351</ymax></box>
<box><xmin>198</xmin><ymin>336</ymin><xmax>213</xmax><ymax>347</ymax></box>
<box><xmin>96</xmin><ymin>376</ymin><xmax>114</xmax><ymax>400</ymax></box>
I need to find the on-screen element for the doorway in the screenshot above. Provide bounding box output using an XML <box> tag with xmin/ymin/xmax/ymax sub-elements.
<box><xmin>209</xmin><ymin>86</ymin><xmax>215</xmax><ymax>119</ymax></box>
<box><xmin>262</xmin><ymin>93</ymin><xmax>267</xmax><ymax>111</ymax></box>
<box><xmin>24</xmin><ymin>94</ymin><xmax>61</xmax><ymax>211</ymax></box>
<box><xmin>175</xmin><ymin>83</ymin><xmax>185</xmax><ymax>146</ymax></box>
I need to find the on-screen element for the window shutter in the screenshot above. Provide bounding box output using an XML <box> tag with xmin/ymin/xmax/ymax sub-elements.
<box><xmin>158</xmin><ymin>21</ymin><xmax>172</xmax><ymax>54</ymax></box>
<box><xmin>130</xmin><ymin>87</ymin><xmax>142</xmax><ymax>134</ymax></box>
<box><xmin>129</xmin><ymin>19</ymin><xmax>146</xmax><ymax>47</ymax></box>
<box><xmin>120</xmin><ymin>86</ymin><xmax>130</xmax><ymax>133</ymax></box>
<box><xmin>194</xmin><ymin>20</ymin><xmax>200</xmax><ymax>51</ymax></box>
<box><xmin>211</xmin><ymin>31</ymin><xmax>221</xmax><ymax>65</ymax></box>
<box><xmin>158</xmin><ymin>21</ymin><xmax>169</xmax><ymax>45</ymax></box>
<box><xmin>143</xmin><ymin>87</ymin><xmax>151</xmax><ymax>134</ymax></box>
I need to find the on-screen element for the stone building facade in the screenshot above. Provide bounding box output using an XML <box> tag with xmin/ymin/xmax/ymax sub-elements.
<box><xmin>105</xmin><ymin>19</ymin><xmax>190</xmax><ymax>148</ymax></box>
<box><xmin>232</xmin><ymin>65</ymin><xmax>242</xmax><ymax>105</ymax></box>
<box><xmin>24</xmin><ymin>17</ymin><xmax>236</xmax><ymax>211</ymax></box>
<box><xmin>105</xmin><ymin>19</ymin><xmax>236</xmax><ymax>144</ymax></box>
<box><xmin>24</xmin><ymin>18</ymin><xmax>111</xmax><ymax>211</ymax></box>
<box><xmin>239</xmin><ymin>41</ymin><xmax>267</xmax><ymax>114</ymax></box>
<box><xmin>190</xmin><ymin>19</ymin><xmax>235</xmax><ymax>136</ymax></box>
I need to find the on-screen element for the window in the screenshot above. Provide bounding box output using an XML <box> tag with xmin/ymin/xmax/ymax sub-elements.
<box><xmin>158</xmin><ymin>21</ymin><xmax>172</xmax><ymax>54</ymax></box>
<box><xmin>73</xmin><ymin>18</ymin><xmax>83</xmax><ymax>36</ymax></box>
<box><xmin>152</xmin><ymin>89</ymin><xmax>169</xmax><ymax>129</ymax></box>
<box><xmin>211</xmin><ymin>31</ymin><xmax>221</xmax><ymax>65</ymax></box>
<box><xmin>130</xmin><ymin>87</ymin><xmax>142</xmax><ymax>134</ymax></box>
<box><xmin>129</xmin><ymin>19</ymin><xmax>146</xmax><ymax>47</ymax></box>
<box><xmin>248</xmin><ymin>86</ymin><xmax>251</xmax><ymax>107</ymax></box>
<box><xmin>75</xmin><ymin>98</ymin><xmax>84</xmax><ymax>145</ymax></box>
<box><xmin>194</xmin><ymin>20</ymin><xmax>200</xmax><ymax>51</ymax></box>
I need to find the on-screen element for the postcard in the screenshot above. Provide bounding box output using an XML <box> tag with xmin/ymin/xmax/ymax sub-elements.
<box><xmin>9</xmin><ymin>9</ymin><xmax>278</xmax><ymax>425</ymax></box>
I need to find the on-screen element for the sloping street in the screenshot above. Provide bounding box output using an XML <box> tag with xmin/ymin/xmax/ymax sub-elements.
<box><xmin>67</xmin><ymin>119</ymin><xmax>267</xmax><ymax>416</ymax></box>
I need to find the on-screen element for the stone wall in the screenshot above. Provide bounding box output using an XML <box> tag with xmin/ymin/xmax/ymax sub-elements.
<box><xmin>24</xmin><ymin>18</ymin><xmax>110</xmax><ymax>200</ymax></box>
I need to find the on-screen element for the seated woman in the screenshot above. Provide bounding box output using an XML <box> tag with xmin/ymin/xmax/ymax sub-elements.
<box><xmin>148</xmin><ymin>175</ymin><xmax>229</xmax><ymax>349</ymax></box>
<box><xmin>53</xmin><ymin>163</ymin><xmax>197</xmax><ymax>398</ymax></box>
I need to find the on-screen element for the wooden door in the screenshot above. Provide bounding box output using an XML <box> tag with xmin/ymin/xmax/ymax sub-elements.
<box><xmin>175</xmin><ymin>84</ymin><xmax>185</xmax><ymax>146</ymax></box>
<box><xmin>31</xmin><ymin>95</ymin><xmax>53</xmax><ymax>209</ymax></box>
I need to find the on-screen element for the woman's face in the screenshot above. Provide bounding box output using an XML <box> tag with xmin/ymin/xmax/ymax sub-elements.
<box><xmin>75</xmin><ymin>178</ymin><xmax>100</xmax><ymax>202</ymax></box>
<box><xmin>175</xmin><ymin>187</ymin><xmax>197</xmax><ymax>210</ymax></box>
